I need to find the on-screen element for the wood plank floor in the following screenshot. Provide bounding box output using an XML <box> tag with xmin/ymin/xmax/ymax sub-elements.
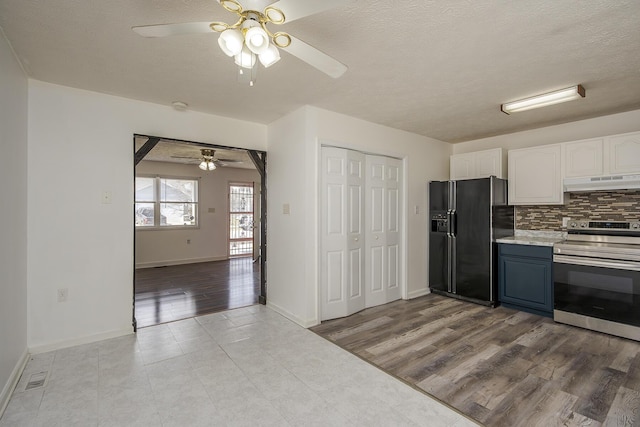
<box><xmin>134</xmin><ymin>258</ymin><xmax>260</xmax><ymax>328</ymax></box>
<box><xmin>311</xmin><ymin>294</ymin><xmax>640</xmax><ymax>426</ymax></box>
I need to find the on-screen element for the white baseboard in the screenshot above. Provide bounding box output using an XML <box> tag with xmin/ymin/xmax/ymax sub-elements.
<box><xmin>28</xmin><ymin>327</ymin><xmax>133</xmax><ymax>355</ymax></box>
<box><xmin>406</xmin><ymin>287</ymin><xmax>431</xmax><ymax>299</ymax></box>
<box><xmin>267</xmin><ymin>301</ymin><xmax>318</xmax><ymax>328</ymax></box>
<box><xmin>0</xmin><ymin>348</ymin><xmax>29</xmax><ymax>419</ymax></box>
<box><xmin>135</xmin><ymin>256</ymin><xmax>227</xmax><ymax>269</ymax></box>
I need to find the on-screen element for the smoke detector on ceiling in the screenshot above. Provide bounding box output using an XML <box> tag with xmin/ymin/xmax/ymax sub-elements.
<box><xmin>171</xmin><ymin>101</ymin><xmax>188</xmax><ymax>111</ymax></box>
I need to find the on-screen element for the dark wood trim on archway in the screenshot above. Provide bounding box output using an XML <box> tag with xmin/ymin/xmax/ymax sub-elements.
<box><xmin>132</xmin><ymin>134</ymin><xmax>268</xmax><ymax>330</ymax></box>
<box><xmin>248</xmin><ymin>150</ymin><xmax>267</xmax><ymax>305</ymax></box>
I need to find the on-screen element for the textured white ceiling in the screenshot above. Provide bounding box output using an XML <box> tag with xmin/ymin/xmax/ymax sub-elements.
<box><xmin>1</xmin><ymin>0</ymin><xmax>639</xmax><ymax>143</ymax></box>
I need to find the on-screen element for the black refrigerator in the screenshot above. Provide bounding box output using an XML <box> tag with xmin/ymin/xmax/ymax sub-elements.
<box><xmin>428</xmin><ymin>176</ymin><xmax>514</xmax><ymax>306</ymax></box>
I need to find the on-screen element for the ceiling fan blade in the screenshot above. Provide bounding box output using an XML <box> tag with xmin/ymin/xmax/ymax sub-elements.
<box><xmin>284</xmin><ymin>35</ymin><xmax>347</xmax><ymax>78</ymax></box>
<box><xmin>215</xmin><ymin>158</ymin><xmax>243</xmax><ymax>163</ymax></box>
<box><xmin>269</xmin><ymin>0</ymin><xmax>350</xmax><ymax>22</ymax></box>
<box><xmin>132</xmin><ymin>22</ymin><xmax>215</xmax><ymax>38</ymax></box>
<box><xmin>234</xmin><ymin>0</ymin><xmax>278</xmax><ymax>11</ymax></box>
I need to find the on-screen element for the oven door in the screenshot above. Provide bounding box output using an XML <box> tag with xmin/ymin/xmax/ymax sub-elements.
<box><xmin>554</xmin><ymin>255</ymin><xmax>640</xmax><ymax>327</ymax></box>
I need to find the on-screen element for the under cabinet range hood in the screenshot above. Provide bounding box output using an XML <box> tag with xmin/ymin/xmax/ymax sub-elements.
<box><xmin>563</xmin><ymin>174</ymin><xmax>640</xmax><ymax>192</ymax></box>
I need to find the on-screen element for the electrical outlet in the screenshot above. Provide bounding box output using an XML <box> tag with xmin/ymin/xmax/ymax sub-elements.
<box><xmin>283</xmin><ymin>203</ymin><xmax>290</xmax><ymax>215</ymax></box>
<box><xmin>186</xmin><ymin>239</ymin><xmax>191</xmax><ymax>244</ymax></box>
<box><xmin>57</xmin><ymin>288</ymin><xmax>68</xmax><ymax>302</ymax></box>
<box><xmin>562</xmin><ymin>217</ymin><xmax>571</xmax><ymax>227</ymax></box>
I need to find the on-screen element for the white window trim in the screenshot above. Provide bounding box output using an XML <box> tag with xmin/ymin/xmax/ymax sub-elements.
<box><xmin>135</xmin><ymin>174</ymin><xmax>200</xmax><ymax>230</ymax></box>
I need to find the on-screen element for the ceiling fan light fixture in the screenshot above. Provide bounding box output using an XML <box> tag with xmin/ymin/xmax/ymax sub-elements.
<box><xmin>218</xmin><ymin>29</ymin><xmax>244</xmax><ymax>57</ymax></box>
<box><xmin>272</xmin><ymin>32</ymin><xmax>291</xmax><ymax>48</ymax></box>
<box><xmin>132</xmin><ymin>1</ymin><xmax>350</xmax><ymax>85</ymax></box>
<box><xmin>245</xmin><ymin>26</ymin><xmax>270</xmax><ymax>54</ymax></box>
<box><xmin>220</xmin><ymin>0</ymin><xmax>242</xmax><ymax>13</ymax></box>
<box><xmin>235</xmin><ymin>45</ymin><xmax>256</xmax><ymax>69</ymax></box>
<box><xmin>501</xmin><ymin>85</ymin><xmax>585</xmax><ymax>114</ymax></box>
<box><xmin>259</xmin><ymin>44</ymin><xmax>280</xmax><ymax>67</ymax></box>
<box><xmin>264</xmin><ymin>7</ymin><xmax>285</xmax><ymax>24</ymax></box>
<box><xmin>210</xmin><ymin>22</ymin><xmax>229</xmax><ymax>32</ymax></box>
<box><xmin>199</xmin><ymin>149</ymin><xmax>217</xmax><ymax>171</ymax></box>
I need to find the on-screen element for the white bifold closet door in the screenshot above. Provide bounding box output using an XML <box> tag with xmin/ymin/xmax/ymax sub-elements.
<box><xmin>364</xmin><ymin>155</ymin><xmax>402</xmax><ymax>308</ymax></box>
<box><xmin>321</xmin><ymin>147</ymin><xmax>365</xmax><ymax>320</ymax></box>
<box><xmin>321</xmin><ymin>147</ymin><xmax>402</xmax><ymax>321</ymax></box>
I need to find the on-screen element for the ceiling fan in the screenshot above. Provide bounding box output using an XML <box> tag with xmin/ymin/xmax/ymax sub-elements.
<box><xmin>171</xmin><ymin>149</ymin><xmax>242</xmax><ymax>171</ymax></box>
<box><xmin>132</xmin><ymin>0</ymin><xmax>349</xmax><ymax>82</ymax></box>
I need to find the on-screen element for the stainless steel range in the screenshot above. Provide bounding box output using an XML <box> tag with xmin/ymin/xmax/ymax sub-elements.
<box><xmin>553</xmin><ymin>220</ymin><xmax>640</xmax><ymax>341</ymax></box>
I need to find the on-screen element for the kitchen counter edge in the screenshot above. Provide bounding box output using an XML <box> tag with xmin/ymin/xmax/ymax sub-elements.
<box><xmin>495</xmin><ymin>236</ymin><xmax>563</xmax><ymax>247</ymax></box>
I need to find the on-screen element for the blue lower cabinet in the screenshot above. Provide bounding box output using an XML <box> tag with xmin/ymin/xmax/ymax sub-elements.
<box><xmin>498</xmin><ymin>244</ymin><xmax>553</xmax><ymax>317</ymax></box>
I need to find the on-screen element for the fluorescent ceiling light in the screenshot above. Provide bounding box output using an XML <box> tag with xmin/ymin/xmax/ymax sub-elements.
<box><xmin>501</xmin><ymin>85</ymin><xmax>585</xmax><ymax>114</ymax></box>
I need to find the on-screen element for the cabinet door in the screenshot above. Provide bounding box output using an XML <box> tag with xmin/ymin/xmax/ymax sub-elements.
<box><xmin>475</xmin><ymin>148</ymin><xmax>503</xmax><ymax>179</ymax></box>
<box><xmin>606</xmin><ymin>131</ymin><xmax>640</xmax><ymax>174</ymax></box>
<box><xmin>499</xmin><ymin>255</ymin><xmax>552</xmax><ymax>314</ymax></box>
<box><xmin>563</xmin><ymin>138</ymin><xmax>603</xmax><ymax>178</ymax></box>
<box><xmin>450</xmin><ymin>153</ymin><xmax>475</xmax><ymax>180</ymax></box>
<box><xmin>508</xmin><ymin>144</ymin><xmax>563</xmax><ymax>205</ymax></box>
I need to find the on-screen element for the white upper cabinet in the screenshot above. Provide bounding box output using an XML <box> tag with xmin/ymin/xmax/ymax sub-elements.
<box><xmin>450</xmin><ymin>148</ymin><xmax>504</xmax><ymax>180</ymax></box>
<box><xmin>563</xmin><ymin>138</ymin><xmax>604</xmax><ymax>178</ymax></box>
<box><xmin>450</xmin><ymin>152</ymin><xmax>475</xmax><ymax>180</ymax></box>
<box><xmin>508</xmin><ymin>144</ymin><xmax>563</xmax><ymax>205</ymax></box>
<box><xmin>476</xmin><ymin>148</ymin><xmax>504</xmax><ymax>178</ymax></box>
<box><xmin>606</xmin><ymin>131</ymin><xmax>640</xmax><ymax>174</ymax></box>
<box><xmin>563</xmin><ymin>131</ymin><xmax>640</xmax><ymax>178</ymax></box>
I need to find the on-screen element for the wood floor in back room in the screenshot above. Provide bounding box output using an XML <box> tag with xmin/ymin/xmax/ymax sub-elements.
<box><xmin>135</xmin><ymin>257</ymin><xmax>260</xmax><ymax>328</ymax></box>
<box><xmin>311</xmin><ymin>293</ymin><xmax>640</xmax><ymax>426</ymax></box>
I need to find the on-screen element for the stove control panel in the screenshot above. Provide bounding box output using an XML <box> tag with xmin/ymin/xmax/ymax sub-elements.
<box><xmin>567</xmin><ymin>221</ymin><xmax>640</xmax><ymax>232</ymax></box>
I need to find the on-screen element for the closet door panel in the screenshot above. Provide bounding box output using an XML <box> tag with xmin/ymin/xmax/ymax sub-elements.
<box><xmin>365</xmin><ymin>155</ymin><xmax>387</xmax><ymax>308</ymax></box>
<box><xmin>321</xmin><ymin>148</ymin><xmax>403</xmax><ymax>319</ymax></box>
<box><xmin>321</xmin><ymin>147</ymin><xmax>365</xmax><ymax>320</ymax></box>
<box><xmin>386</xmin><ymin>158</ymin><xmax>402</xmax><ymax>301</ymax></box>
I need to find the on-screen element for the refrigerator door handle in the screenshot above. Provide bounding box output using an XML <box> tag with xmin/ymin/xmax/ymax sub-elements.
<box><xmin>447</xmin><ymin>234</ymin><xmax>453</xmax><ymax>293</ymax></box>
<box><xmin>450</xmin><ymin>235</ymin><xmax>456</xmax><ymax>294</ymax></box>
<box><xmin>448</xmin><ymin>211</ymin><xmax>456</xmax><ymax>237</ymax></box>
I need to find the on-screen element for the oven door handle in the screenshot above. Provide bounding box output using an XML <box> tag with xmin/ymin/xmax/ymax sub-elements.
<box><xmin>553</xmin><ymin>254</ymin><xmax>640</xmax><ymax>271</ymax></box>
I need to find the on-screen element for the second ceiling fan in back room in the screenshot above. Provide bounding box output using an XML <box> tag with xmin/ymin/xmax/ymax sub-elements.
<box><xmin>171</xmin><ymin>149</ymin><xmax>243</xmax><ymax>171</ymax></box>
<box><xmin>132</xmin><ymin>0</ymin><xmax>350</xmax><ymax>86</ymax></box>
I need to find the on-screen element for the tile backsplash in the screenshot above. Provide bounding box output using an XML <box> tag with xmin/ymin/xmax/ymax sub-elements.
<box><xmin>516</xmin><ymin>190</ymin><xmax>640</xmax><ymax>231</ymax></box>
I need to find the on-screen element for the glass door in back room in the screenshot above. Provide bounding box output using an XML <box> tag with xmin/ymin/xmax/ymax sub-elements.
<box><xmin>229</xmin><ymin>183</ymin><xmax>254</xmax><ymax>258</ymax></box>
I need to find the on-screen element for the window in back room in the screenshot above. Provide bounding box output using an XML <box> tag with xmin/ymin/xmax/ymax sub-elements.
<box><xmin>135</xmin><ymin>176</ymin><xmax>198</xmax><ymax>228</ymax></box>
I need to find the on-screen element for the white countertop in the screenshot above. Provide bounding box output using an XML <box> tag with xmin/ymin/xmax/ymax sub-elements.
<box><xmin>496</xmin><ymin>230</ymin><xmax>566</xmax><ymax>247</ymax></box>
<box><xmin>496</xmin><ymin>236</ymin><xmax>563</xmax><ymax>247</ymax></box>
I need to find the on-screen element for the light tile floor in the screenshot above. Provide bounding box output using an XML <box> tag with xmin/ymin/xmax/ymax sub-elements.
<box><xmin>1</xmin><ymin>305</ymin><xmax>477</xmax><ymax>426</ymax></box>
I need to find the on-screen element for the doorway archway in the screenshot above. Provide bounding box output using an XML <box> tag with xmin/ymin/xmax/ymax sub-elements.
<box><xmin>132</xmin><ymin>134</ymin><xmax>267</xmax><ymax>330</ymax></box>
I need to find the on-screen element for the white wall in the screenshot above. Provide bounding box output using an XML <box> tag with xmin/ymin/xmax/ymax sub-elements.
<box><xmin>453</xmin><ymin>109</ymin><xmax>640</xmax><ymax>154</ymax></box>
<box><xmin>0</xmin><ymin>28</ymin><xmax>28</xmax><ymax>412</ymax></box>
<box><xmin>135</xmin><ymin>160</ymin><xmax>260</xmax><ymax>267</ymax></box>
<box><xmin>27</xmin><ymin>81</ymin><xmax>267</xmax><ymax>351</ymax></box>
<box><xmin>265</xmin><ymin>106</ymin><xmax>313</xmax><ymax>325</ymax></box>
<box><xmin>266</xmin><ymin>106</ymin><xmax>451</xmax><ymax>327</ymax></box>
